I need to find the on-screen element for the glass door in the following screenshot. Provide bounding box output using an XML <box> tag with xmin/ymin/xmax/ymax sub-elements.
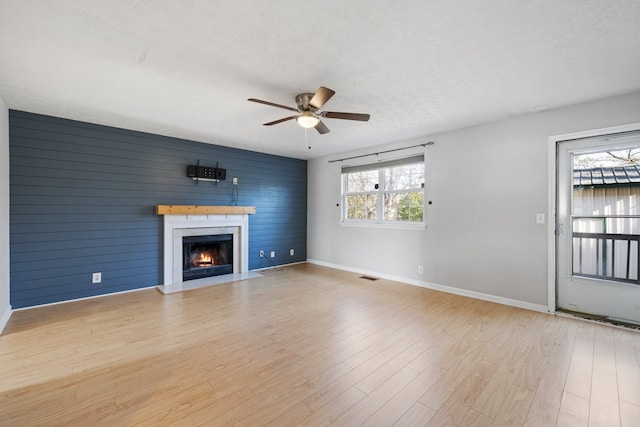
<box><xmin>556</xmin><ymin>132</ymin><xmax>640</xmax><ymax>325</ymax></box>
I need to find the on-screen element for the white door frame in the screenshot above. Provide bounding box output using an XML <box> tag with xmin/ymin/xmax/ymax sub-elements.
<box><xmin>547</xmin><ymin>122</ymin><xmax>640</xmax><ymax>313</ymax></box>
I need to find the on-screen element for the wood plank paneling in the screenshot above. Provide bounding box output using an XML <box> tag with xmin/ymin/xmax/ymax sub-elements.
<box><xmin>9</xmin><ymin>110</ymin><xmax>307</xmax><ymax>308</ymax></box>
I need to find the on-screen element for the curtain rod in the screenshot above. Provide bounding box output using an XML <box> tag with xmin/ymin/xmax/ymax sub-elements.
<box><xmin>328</xmin><ymin>141</ymin><xmax>435</xmax><ymax>163</ymax></box>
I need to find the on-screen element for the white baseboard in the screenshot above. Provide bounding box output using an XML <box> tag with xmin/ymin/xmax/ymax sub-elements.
<box><xmin>0</xmin><ymin>304</ymin><xmax>12</xmax><ymax>334</ymax></box>
<box><xmin>307</xmin><ymin>259</ymin><xmax>549</xmax><ymax>314</ymax></box>
<box><xmin>253</xmin><ymin>260</ymin><xmax>307</xmax><ymax>272</ymax></box>
<box><xmin>12</xmin><ymin>286</ymin><xmax>157</xmax><ymax>312</ymax></box>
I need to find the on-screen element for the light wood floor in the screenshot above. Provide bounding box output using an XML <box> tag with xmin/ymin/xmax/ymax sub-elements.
<box><xmin>1</xmin><ymin>264</ymin><xmax>640</xmax><ymax>426</ymax></box>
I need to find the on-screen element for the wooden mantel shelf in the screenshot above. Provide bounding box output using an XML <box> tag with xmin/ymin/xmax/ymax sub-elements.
<box><xmin>156</xmin><ymin>205</ymin><xmax>256</xmax><ymax>215</ymax></box>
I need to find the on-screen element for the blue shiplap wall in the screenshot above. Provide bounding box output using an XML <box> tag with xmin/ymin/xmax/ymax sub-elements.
<box><xmin>9</xmin><ymin>110</ymin><xmax>307</xmax><ymax>308</ymax></box>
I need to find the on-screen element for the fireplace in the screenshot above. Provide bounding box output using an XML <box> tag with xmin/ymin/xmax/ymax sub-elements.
<box><xmin>182</xmin><ymin>234</ymin><xmax>233</xmax><ymax>281</ymax></box>
<box><xmin>157</xmin><ymin>206</ymin><xmax>256</xmax><ymax>294</ymax></box>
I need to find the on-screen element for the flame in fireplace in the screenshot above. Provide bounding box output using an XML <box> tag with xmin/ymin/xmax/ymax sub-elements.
<box><xmin>195</xmin><ymin>252</ymin><xmax>214</xmax><ymax>267</ymax></box>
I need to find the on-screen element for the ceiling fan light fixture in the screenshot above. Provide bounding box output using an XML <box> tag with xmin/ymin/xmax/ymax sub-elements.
<box><xmin>296</xmin><ymin>112</ymin><xmax>319</xmax><ymax>129</ymax></box>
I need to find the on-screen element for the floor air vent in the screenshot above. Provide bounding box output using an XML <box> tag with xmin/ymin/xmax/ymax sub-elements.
<box><xmin>359</xmin><ymin>275</ymin><xmax>379</xmax><ymax>281</ymax></box>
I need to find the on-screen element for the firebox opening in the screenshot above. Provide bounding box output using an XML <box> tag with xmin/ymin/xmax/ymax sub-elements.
<box><xmin>182</xmin><ymin>234</ymin><xmax>233</xmax><ymax>281</ymax></box>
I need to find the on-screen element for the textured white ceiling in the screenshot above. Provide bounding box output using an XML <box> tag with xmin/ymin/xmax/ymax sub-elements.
<box><xmin>1</xmin><ymin>1</ymin><xmax>639</xmax><ymax>159</ymax></box>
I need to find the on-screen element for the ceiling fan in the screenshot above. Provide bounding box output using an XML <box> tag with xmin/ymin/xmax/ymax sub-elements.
<box><xmin>248</xmin><ymin>86</ymin><xmax>370</xmax><ymax>134</ymax></box>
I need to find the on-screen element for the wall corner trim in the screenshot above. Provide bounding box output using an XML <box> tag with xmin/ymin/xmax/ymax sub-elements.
<box><xmin>0</xmin><ymin>305</ymin><xmax>12</xmax><ymax>335</ymax></box>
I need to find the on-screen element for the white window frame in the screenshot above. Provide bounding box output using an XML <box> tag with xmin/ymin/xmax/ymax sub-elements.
<box><xmin>340</xmin><ymin>155</ymin><xmax>426</xmax><ymax>229</ymax></box>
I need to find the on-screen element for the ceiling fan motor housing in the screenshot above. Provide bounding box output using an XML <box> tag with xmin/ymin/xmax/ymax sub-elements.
<box><xmin>295</xmin><ymin>93</ymin><xmax>317</xmax><ymax>112</ymax></box>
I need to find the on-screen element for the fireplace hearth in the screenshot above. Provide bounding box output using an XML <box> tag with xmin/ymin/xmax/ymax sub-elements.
<box><xmin>182</xmin><ymin>234</ymin><xmax>233</xmax><ymax>281</ymax></box>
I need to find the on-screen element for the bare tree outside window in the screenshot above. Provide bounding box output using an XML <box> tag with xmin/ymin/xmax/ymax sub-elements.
<box><xmin>574</xmin><ymin>148</ymin><xmax>640</xmax><ymax>168</ymax></box>
<box><xmin>346</xmin><ymin>170</ymin><xmax>378</xmax><ymax>219</ymax></box>
<box><xmin>342</xmin><ymin>159</ymin><xmax>424</xmax><ymax>224</ymax></box>
<box><xmin>384</xmin><ymin>164</ymin><xmax>424</xmax><ymax>221</ymax></box>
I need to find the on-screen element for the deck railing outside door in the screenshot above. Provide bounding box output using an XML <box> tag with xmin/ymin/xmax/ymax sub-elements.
<box><xmin>572</xmin><ymin>215</ymin><xmax>640</xmax><ymax>285</ymax></box>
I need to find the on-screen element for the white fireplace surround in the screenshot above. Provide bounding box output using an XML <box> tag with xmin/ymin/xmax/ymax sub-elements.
<box><xmin>159</xmin><ymin>213</ymin><xmax>257</xmax><ymax>294</ymax></box>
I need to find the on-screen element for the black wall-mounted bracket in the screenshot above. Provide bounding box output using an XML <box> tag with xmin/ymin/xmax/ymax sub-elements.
<box><xmin>187</xmin><ymin>162</ymin><xmax>226</xmax><ymax>183</ymax></box>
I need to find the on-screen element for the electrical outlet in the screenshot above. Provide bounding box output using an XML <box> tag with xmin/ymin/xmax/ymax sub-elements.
<box><xmin>233</xmin><ymin>177</ymin><xmax>238</xmax><ymax>185</ymax></box>
<box><xmin>92</xmin><ymin>272</ymin><xmax>102</xmax><ymax>284</ymax></box>
<box><xmin>536</xmin><ymin>213</ymin><xmax>545</xmax><ymax>224</ymax></box>
<box><xmin>417</xmin><ymin>265</ymin><xmax>424</xmax><ymax>275</ymax></box>
<box><xmin>290</xmin><ymin>249</ymin><xmax>295</xmax><ymax>256</ymax></box>
<box><xmin>270</xmin><ymin>251</ymin><xmax>275</xmax><ymax>258</ymax></box>
<box><xmin>259</xmin><ymin>250</ymin><xmax>264</xmax><ymax>257</ymax></box>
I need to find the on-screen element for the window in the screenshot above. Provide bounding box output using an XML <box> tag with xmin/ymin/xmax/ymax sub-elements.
<box><xmin>341</xmin><ymin>155</ymin><xmax>425</xmax><ymax>226</ymax></box>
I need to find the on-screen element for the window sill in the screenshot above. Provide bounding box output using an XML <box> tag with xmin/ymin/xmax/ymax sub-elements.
<box><xmin>340</xmin><ymin>221</ymin><xmax>426</xmax><ymax>230</ymax></box>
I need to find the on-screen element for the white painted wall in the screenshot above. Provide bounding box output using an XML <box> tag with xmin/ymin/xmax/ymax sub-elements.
<box><xmin>0</xmin><ymin>95</ymin><xmax>11</xmax><ymax>333</ymax></box>
<box><xmin>308</xmin><ymin>91</ymin><xmax>640</xmax><ymax>309</ymax></box>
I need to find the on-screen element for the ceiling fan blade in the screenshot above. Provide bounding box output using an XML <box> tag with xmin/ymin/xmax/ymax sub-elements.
<box><xmin>314</xmin><ymin>120</ymin><xmax>330</xmax><ymax>134</ymax></box>
<box><xmin>248</xmin><ymin>98</ymin><xmax>299</xmax><ymax>113</ymax></box>
<box><xmin>323</xmin><ymin>111</ymin><xmax>370</xmax><ymax>122</ymax></box>
<box><xmin>309</xmin><ymin>87</ymin><xmax>336</xmax><ymax>109</ymax></box>
<box><xmin>263</xmin><ymin>116</ymin><xmax>298</xmax><ymax>126</ymax></box>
